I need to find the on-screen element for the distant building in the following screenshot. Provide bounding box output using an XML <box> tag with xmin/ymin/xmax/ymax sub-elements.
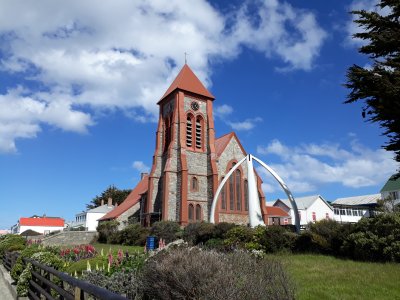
<box><xmin>273</xmin><ymin>195</ymin><xmax>333</xmax><ymax>228</ymax></box>
<box><xmin>69</xmin><ymin>198</ymin><xmax>115</xmax><ymax>231</ymax></box>
<box><xmin>13</xmin><ymin>215</ymin><xmax>65</xmax><ymax>235</ymax></box>
<box><xmin>331</xmin><ymin>194</ymin><xmax>380</xmax><ymax>223</ymax></box>
<box><xmin>264</xmin><ymin>206</ymin><xmax>291</xmax><ymax>226</ymax></box>
<box><xmin>380</xmin><ymin>175</ymin><xmax>400</xmax><ymax>208</ymax></box>
<box><xmin>0</xmin><ymin>229</ymin><xmax>10</xmax><ymax>235</ymax></box>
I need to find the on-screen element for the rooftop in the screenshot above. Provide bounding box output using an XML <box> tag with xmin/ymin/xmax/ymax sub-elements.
<box><xmin>275</xmin><ymin>195</ymin><xmax>332</xmax><ymax>210</ymax></box>
<box><xmin>20</xmin><ymin>217</ymin><xmax>64</xmax><ymax>227</ymax></box>
<box><xmin>332</xmin><ymin>194</ymin><xmax>381</xmax><ymax>206</ymax></box>
<box><xmin>380</xmin><ymin>175</ymin><xmax>400</xmax><ymax>193</ymax></box>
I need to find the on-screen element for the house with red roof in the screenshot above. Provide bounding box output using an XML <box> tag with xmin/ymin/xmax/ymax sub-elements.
<box><xmin>101</xmin><ymin>64</ymin><xmax>274</xmax><ymax>228</ymax></box>
<box><xmin>14</xmin><ymin>215</ymin><xmax>65</xmax><ymax>235</ymax></box>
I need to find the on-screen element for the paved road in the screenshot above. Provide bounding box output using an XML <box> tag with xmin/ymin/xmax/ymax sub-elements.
<box><xmin>0</xmin><ymin>267</ymin><xmax>14</xmax><ymax>300</ymax></box>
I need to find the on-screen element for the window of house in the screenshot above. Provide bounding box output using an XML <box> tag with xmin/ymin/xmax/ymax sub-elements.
<box><xmin>235</xmin><ymin>169</ymin><xmax>242</xmax><ymax>210</ymax></box>
<box><xmin>191</xmin><ymin>177</ymin><xmax>198</xmax><ymax>191</ymax></box>
<box><xmin>188</xmin><ymin>204</ymin><xmax>194</xmax><ymax>221</ymax></box>
<box><xmin>358</xmin><ymin>209</ymin><xmax>364</xmax><ymax>216</ymax></box>
<box><xmin>284</xmin><ymin>218</ymin><xmax>288</xmax><ymax>225</ymax></box>
<box><xmin>325</xmin><ymin>213</ymin><xmax>329</xmax><ymax>220</ymax></box>
<box><xmin>340</xmin><ymin>208</ymin><xmax>346</xmax><ymax>215</ymax></box>
<box><xmin>196</xmin><ymin>204</ymin><xmax>202</xmax><ymax>221</ymax></box>
<box><xmin>389</xmin><ymin>191</ymin><xmax>399</xmax><ymax>200</ymax></box>
<box><xmin>186</xmin><ymin>115</ymin><xmax>193</xmax><ymax>148</ymax></box>
<box><xmin>221</xmin><ymin>177</ymin><xmax>226</xmax><ymax>210</ymax></box>
<box><xmin>312</xmin><ymin>212</ymin><xmax>316</xmax><ymax>221</ymax></box>
<box><xmin>352</xmin><ymin>209</ymin><xmax>358</xmax><ymax>216</ymax></box>
<box><xmin>298</xmin><ymin>211</ymin><xmax>301</xmax><ymax>221</ymax></box>
<box><xmin>244</xmin><ymin>180</ymin><xmax>248</xmax><ymax>211</ymax></box>
<box><xmin>334</xmin><ymin>208</ymin><xmax>339</xmax><ymax>215</ymax></box>
<box><xmin>346</xmin><ymin>208</ymin><xmax>352</xmax><ymax>216</ymax></box>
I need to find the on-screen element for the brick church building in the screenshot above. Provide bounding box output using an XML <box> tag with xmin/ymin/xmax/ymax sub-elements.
<box><xmin>100</xmin><ymin>64</ymin><xmax>290</xmax><ymax>228</ymax></box>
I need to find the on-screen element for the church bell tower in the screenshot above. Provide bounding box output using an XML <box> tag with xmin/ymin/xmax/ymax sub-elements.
<box><xmin>144</xmin><ymin>64</ymin><xmax>219</xmax><ymax>225</ymax></box>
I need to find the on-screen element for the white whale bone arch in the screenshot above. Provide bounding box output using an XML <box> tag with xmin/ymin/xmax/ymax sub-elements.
<box><xmin>209</xmin><ymin>154</ymin><xmax>300</xmax><ymax>233</ymax></box>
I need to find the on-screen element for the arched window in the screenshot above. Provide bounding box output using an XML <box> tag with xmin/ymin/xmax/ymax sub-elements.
<box><xmin>229</xmin><ymin>173</ymin><xmax>234</xmax><ymax>210</ymax></box>
<box><xmin>236</xmin><ymin>169</ymin><xmax>242</xmax><ymax>210</ymax></box>
<box><xmin>196</xmin><ymin>204</ymin><xmax>202</xmax><ymax>221</ymax></box>
<box><xmin>195</xmin><ymin>116</ymin><xmax>203</xmax><ymax>149</ymax></box>
<box><xmin>191</xmin><ymin>177</ymin><xmax>198</xmax><ymax>191</ymax></box>
<box><xmin>188</xmin><ymin>204</ymin><xmax>194</xmax><ymax>221</ymax></box>
<box><xmin>186</xmin><ymin>114</ymin><xmax>193</xmax><ymax>148</ymax></box>
<box><xmin>221</xmin><ymin>177</ymin><xmax>226</xmax><ymax>210</ymax></box>
<box><xmin>244</xmin><ymin>180</ymin><xmax>248</xmax><ymax>211</ymax></box>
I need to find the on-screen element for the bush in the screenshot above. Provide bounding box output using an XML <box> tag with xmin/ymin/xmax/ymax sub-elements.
<box><xmin>252</xmin><ymin>226</ymin><xmax>296</xmax><ymax>253</ymax></box>
<box><xmin>182</xmin><ymin>222</ymin><xmax>215</xmax><ymax>245</ymax></box>
<box><xmin>223</xmin><ymin>226</ymin><xmax>254</xmax><ymax>249</ymax></box>
<box><xmin>150</xmin><ymin>221</ymin><xmax>181</xmax><ymax>244</ymax></box>
<box><xmin>341</xmin><ymin>212</ymin><xmax>400</xmax><ymax>262</ymax></box>
<box><xmin>0</xmin><ymin>234</ymin><xmax>26</xmax><ymax>257</ymax></box>
<box><xmin>212</xmin><ymin>222</ymin><xmax>236</xmax><ymax>239</ymax></box>
<box><xmin>139</xmin><ymin>247</ymin><xmax>295</xmax><ymax>300</ymax></box>
<box><xmin>117</xmin><ymin>224</ymin><xmax>149</xmax><ymax>246</ymax></box>
<box><xmin>11</xmin><ymin>245</ymin><xmax>42</xmax><ymax>281</ymax></box>
<box><xmin>97</xmin><ymin>220</ymin><xmax>119</xmax><ymax>243</ymax></box>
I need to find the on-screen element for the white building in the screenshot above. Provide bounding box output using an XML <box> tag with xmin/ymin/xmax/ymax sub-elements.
<box><xmin>331</xmin><ymin>194</ymin><xmax>380</xmax><ymax>223</ymax></box>
<box><xmin>69</xmin><ymin>198</ymin><xmax>115</xmax><ymax>231</ymax></box>
<box><xmin>273</xmin><ymin>195</ymin><xmax>333</xmax><ymax>228</ymax></box>
<box><xmin>13</xmin><ymin>216</ymin><xmax>65</xmax><ymax>235</ymax></box>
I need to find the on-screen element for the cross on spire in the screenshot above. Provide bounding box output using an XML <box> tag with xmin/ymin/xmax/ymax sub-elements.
<box><xmin>184</xmin><ymin>52</ymin><xmax>188</xmax><ymax>64</ymax></box>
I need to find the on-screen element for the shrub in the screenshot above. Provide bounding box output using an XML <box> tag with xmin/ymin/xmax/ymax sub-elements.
<box><xmin>212</xmin><ymin>222</ymin><xmax>236</xmax><ymax>239</ymax></box>
<box><xmin>150</xmin><ymin>221</ymin><xmax>181</xmax><ymax>244</ymax></box>
<box><xmin>252</xmin><ymin>226</ymin><xmax>296</xmax><ymax>253</ymax></box>
<box><xmin>182</xmin><ymin>222</ymin><xmax>215</xmax><ymax>245</ymax></box>
<box><xmin>341</xmin><ymin>212</ymin><xmax>400</xmax><ymax>262</ymax></box>
<box><xmin>97</xmin><ymin>220</ymin><xmax>119</xmax><ymax>243</ymax></box>
<box><xmin>117</xmin><ymin>224</ymin><xmax>149</xmax><ymax>246</ymax></box>
<box><xmin>0</xmin><ymin>234</ymin><xmax>26</xmax><ymax>257</ymax></box>
<box><xmin>11</xmin><ymin>245</ymin><xmax>42</xmax><ymax>281</ymax></box>
<box><xmin>139</xmin><ymin>247</ymin><xmax>295</xmax><ymax>300</ymax></box>
<box><xmin>223</xmin><ymin>225</ymin><xmax>254</xmax><ymax>249</ymax></box>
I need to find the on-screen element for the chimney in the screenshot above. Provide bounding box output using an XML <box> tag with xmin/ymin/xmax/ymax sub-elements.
<box><xmin>101</xmin><ymin>199</ymin><xmax>104</xmax><ymax>206</ymax></box>
<box><xmin>107</xmin><ymin>197</ymin><xmax>112</xmax><ymax>207</ymax></box>
<box><xmin>115</xmin><ymin>203</ymin><xmax>118</xmax><ymax>207</ymax></box>
<box><xmin>141</xmin><ymin>172</ymin><xmax>149</xmax><ymax>179</ymax></box>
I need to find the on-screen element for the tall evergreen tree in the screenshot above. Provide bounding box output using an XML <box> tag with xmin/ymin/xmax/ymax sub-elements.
<box><xmin>345</xmin><ymin>0</ymin><xmax>400</xmax><ymax>173</ymax></box>
<box><xmin>86</xmin><ymin>185</ymin><xmax>131</xmax><ymax>209</ymax></box>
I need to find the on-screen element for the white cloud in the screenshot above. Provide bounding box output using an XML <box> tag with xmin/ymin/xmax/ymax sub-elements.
<box><xmin>256</xmin><ymin>138</ymin><xmax>397</xmax><ymax>194</ymax></box>
<box><xmin>214</xmin><ymin>104</ymin><xmax>233</xmax><ymax>117</ymax></box>
<box><xmin>0</xmin><ymin>0</ymin><xmax>327</xmax><ymax>152</ymax></box>
<box><xmin>227</xmin><ymin>117</ymin><xmax>263</xmax><ymax>131</ymax></box>
<box><xmin>132</xmin><ymin>160</ymin><xmax>150</xmax><ymax>173</ymax></box>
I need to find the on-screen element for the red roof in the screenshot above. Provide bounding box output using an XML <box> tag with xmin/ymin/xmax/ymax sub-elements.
<box><xmin>19</xmin><ymin>217</ymin><xmax>64</xmax><ymax>227</ymax></box>
<box><xmin>99</xmin><ymin>175</ymin><xmax>149</xmax><ymax>221</ymax></box>
<box><xmin>265</xmin><ymin>206</ymin><xmax>290</xmax><ymax>217</ymax></box>
<box><xmin>159</xmin><ymin>64</ymin><xmax>214</xmax><ymax>102</ymax></box>
<box><xmin>214</xmin><ymin>132</ymin><xmax>247</xmax><ymax>157</ymax></box>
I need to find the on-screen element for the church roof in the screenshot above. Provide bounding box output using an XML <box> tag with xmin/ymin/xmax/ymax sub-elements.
<box><xmin>159</xmin><ymin>64</ymin><xmax>214</xmax><ymax>103</ymax></box>
<box><xmin>215</xmin><ymin>132</ymin><xmax>247</xmax><ymax>157</ymax></box>
<box><xmin>99</xmin><ymin>175</ymin><xmax>149</xmax><ymax>221</ymax></box>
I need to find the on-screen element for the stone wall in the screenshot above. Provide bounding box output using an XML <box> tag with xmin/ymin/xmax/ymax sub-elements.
<box><xmin>219</xmin><ymin>213</ymin><xmax>249</xmax><ymax>225</ymax></box>
<box><xmin>42</xmin><ymin>231</ymin><xmax>98</xmax><ymax>246</ymax></box>
<box><xmin>117</xmin><ymin>202</ymin><xmax>140</xmax><ymax>230</ymax></box>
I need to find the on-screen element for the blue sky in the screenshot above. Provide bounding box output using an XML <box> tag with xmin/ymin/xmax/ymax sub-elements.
<box><xmin>0</xmin><ymin>0</ymin><xmax>397</xmax><ymax>229</ymax></box>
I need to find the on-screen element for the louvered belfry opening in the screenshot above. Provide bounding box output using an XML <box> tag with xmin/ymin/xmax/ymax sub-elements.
<box><xmin>195</xmin><ymin>117</ymin><xmax>202</xmax><ymax>149</ymax></box>
<box><xmin>186</xmin><ymin>115</ymin><xmax>193</xmax><ymax>148</ymax></box>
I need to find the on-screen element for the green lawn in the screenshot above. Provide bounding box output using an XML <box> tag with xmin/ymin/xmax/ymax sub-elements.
<box><xmin>91</xmin><ymin>243</ymin><xmax>143</xmax><ymax>255</ymax></box>
<box><xmin>275</xmin><ymin>254</ymin><xmax>400</xmax><ymax>300</ymax></box>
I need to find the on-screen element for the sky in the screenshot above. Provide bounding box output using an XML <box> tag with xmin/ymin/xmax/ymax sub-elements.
<box><xmin>0</xmin><ymin>0</ymin><xmax>398</xmax><ymax>229</ymax></box>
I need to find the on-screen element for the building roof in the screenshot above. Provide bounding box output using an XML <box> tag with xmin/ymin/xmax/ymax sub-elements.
<box><xmin>332</xmin><ymin>194</ymin><xmax>381</xmax><ymax>206</ymax></box>
<box><xmin>19</xmin><ymin>217</ymin><xmax>64</xmax><ymax>227</ymax></box>
<box><xmin>265</xmin><ymin>206</ymin><xmax>290</xmax><ymax>217</ymax></box>
<box><xmin>275</xmin><ymin>195</ymin><xmax>332</xmax><ymax>210</ymax></box>
<box><xmin>214</xmin><ymin>132</ymin><xmax>247</xmax><ymax>157</ymax></box>
<box><xmin>99</xmin><ymin>175</ymin><xmax>149</xmax><ymax>221</ymax></box>
<box><xmin>86</xmin><ymin>204</ymin><xmax>115</xmax><ymax>214</ymax></box>
<box><xmin>380</xmin><ymin>175</ymin><xmax>400</xmax><ymax>193</ymax></box>
<box><xmin>159</xmin><ymin>64</ymin><xmax>214</xmax><ymax>103</ymax></box>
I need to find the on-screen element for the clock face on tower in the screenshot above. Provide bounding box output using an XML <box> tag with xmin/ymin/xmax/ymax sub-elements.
<box><xmin>191</xmin><ymin>101</ymin><xmax>199</xmax><ymax>111</ymax></box>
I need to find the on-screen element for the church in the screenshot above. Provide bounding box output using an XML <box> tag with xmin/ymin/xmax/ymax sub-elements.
<box><xmin>100</xmin><ymin>64</ymin><xmax>290</xmax><ymax>228</ymax></box>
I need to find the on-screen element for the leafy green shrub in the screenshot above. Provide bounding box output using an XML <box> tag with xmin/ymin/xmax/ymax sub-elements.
<box><xmin>139</xmin><ymin>247</ymin><xmax>295</xmax><ymax>300</ymax></box>
<box><xmin>252</xmin><ymin>226</ymin><xmax>296</xmax><ymax>253</ymax></box>
<box><xmin>182</xmin><ymin>222</ymin><xmax>215</xmax><ymax>245</ymax></box>
<box><xmin>212</xmin><ymin>222</ymin><xmax>236</xmax><ymax>239</ymax></box>
<box><xmin>223</xmin><ymin>225</ymin><xmax>254</xmax><ymax>249</ymax></box>
<box><xmin>204</xmin><ymin>238</ymin><xmax>225</xmax><ymax>251</ymax></box>
<box><xmin>97</xmin><ymin>220</ymin><xmax>119</xmax><ymax>243</ymax></box>
<box><xmin>11</xmin><ymin>245</ymin><xmax>42</xmax><ymax>281</ymax></box>
<box><xmin>0</xmin><ymin>234</ymin><xmax>26</xmax><ymax>257</ymax></box>
<box><xmin>150</xmin><ymin>221</ymin><xmax>181</xmax><ymax>244</ymax></box>
<box><xmin>341</xmin><ymin>213</ymin><xmax>400</xmax><ymax>262</ymax></box>
<box><xmin>117</xmin><ymin>224</ymin><xmax>149</xmax><ymax>246</ymax></box>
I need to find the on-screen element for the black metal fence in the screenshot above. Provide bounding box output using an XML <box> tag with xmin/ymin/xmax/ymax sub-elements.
<box><xmin>2</xmin><ymin>251</ymin><xmax>127</xmax><ymax>300</ymax></box>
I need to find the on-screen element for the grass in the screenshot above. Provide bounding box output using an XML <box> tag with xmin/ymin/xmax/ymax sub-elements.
<box><xmin>274</xmin><ymin>254</ymin><xmax>400</xmax><ymax>300</ymax></box>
